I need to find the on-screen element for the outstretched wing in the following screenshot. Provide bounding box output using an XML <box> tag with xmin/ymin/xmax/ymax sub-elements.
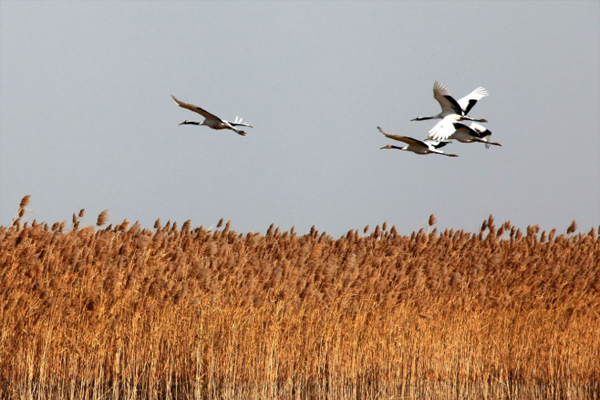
<box><xmin>453</xmin><ymin>122</ymin><xmax>481</xmax><ymax>138</ymax></box>
<box><xmin>468</xmin><ymin>122</ymin><xmax>489</xmax><ymax>137</ymax></box>
<box><xmin>425</xmin><ymin>139</ymin><xmax>452</xmax><ymax>149</ymax></box>
<box><xmin>171</xmin><ymin>95</ymin><xmax>224</xmax><ymax>122</ymax></box>
<box><xmin>433</xmin><ymin>81</ymin><xmax>463</xmax><ymax>116</ymax></box>
<box><xmin>377</xmin><ymin>127</ymin><xmax>427</xmax><ymax>147</ymax></box>
<box><xmin>428</xmin><ymin>117</ymin><xmax>460</xmax><ymax>141</ymax></box>
<box><xmin>469</xmin><ymin>122</ymin><xmax>494</xmax><ymax>148</ymax></box>
<box><xmin>457</xmin><ymin>86</ymin><xmax>488</xmax><ymax>115</ymax></box>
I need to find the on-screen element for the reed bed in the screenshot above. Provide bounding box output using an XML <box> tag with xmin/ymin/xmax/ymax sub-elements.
<box><xmin>1</xmin><ymin>198</ymin><xmax>599</xmax><ymax>399</ymax></box>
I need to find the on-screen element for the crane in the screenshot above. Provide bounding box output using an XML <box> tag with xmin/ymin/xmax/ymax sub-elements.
<box><xmin>378</xmin><ymin>127</ymin><xmax>458</xmax><ymax>157</ymax></box>
<box><xmin>411</xmin><ymin>81</ymin><xmax>488</xmax><ymax>122</ymax></box>
<box><xmin>428</xmin><ymin>116</ymin><xmax>499</xmax><ymax>149</ymax></box>
<box><xmin>171</xmin><ymin>95</ymin><xmax>252</xmax><ymax>136</ymax></box>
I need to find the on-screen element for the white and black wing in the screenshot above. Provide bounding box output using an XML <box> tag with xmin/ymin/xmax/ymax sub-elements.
<box><xmin>424</xmin><ymin>139</ymin><xmax>452</xmax><ymax>149</ymax></box>
<box><xmin>428</xmin><ymin>117</ymin><xmax>459</xmax><ymax>141</ymax></box>
<box><xmin>453</xmin><ymin>122</ymin><xmax>480</xmax><ymax>137</ymax></box>
<box><xmin>469</xmin><ymin>122</ymin><xmax>490</xmax><ymax>137</ymax></box>
<box><xmin>433</xmin><ymin>81</ymin><xmax>463</xmax><ymax>116</ymax></box>
<box><xmin>469</xmin><ymin>122</ymin><xmax>495</xmax><ymax>148</ymax></box>
<box><xmin>457</xmin><ymin>87</ymin><xmax>488</xmax><ymax>115</ymax></box>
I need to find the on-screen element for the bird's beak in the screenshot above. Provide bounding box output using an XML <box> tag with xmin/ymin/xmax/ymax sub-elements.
<box><xmin>178</xmin><ymin>121</ymin><xmax>187</xmax><ymax>126</ymax></box>
<box><xmin>380</xmin><ymin>146</ymin><xmax>388</xmax><ymax>150</ymax></box>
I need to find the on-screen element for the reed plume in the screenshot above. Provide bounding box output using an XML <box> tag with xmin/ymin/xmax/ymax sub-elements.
<box><xmin>97</xmin><ymin>210</ymin><xmax>109</xmax><ymax>226</ymax></box>
<box><xmin>567</xmin><ymin>220</ymin><xmax>577</xmax><ymax>234</ymax></box>
<box><xmin>0</xmin><ymin>208</ymin><xmax>597</xmax><ymax>400</ymax></box>
<box><xmin>428</xmin><ymin>214</ymin><xmax>436</xmax><ymax>226</ymax></box>
<box><xmin>19</xmin><ymin>195</ymin><xmax>31</xmax><ymax>209</ymax></box>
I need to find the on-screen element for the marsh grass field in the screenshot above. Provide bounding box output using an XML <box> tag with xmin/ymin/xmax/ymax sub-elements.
<box><xmin>1</xmin><ymin>197</ymin><xmax>599</xmax><ymax>399</ymax></box>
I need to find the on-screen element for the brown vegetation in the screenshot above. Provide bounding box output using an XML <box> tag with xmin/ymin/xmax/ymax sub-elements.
<box><xmin>1</xmin><ymin>198</ymin><xmax>599</xmax><ymax>399</ymax></box>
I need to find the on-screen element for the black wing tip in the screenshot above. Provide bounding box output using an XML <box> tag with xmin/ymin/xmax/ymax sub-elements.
<box><xmin>463</xmin><ymin>99</ymin><xmax>478</xmax><ymax>115</ymax></box>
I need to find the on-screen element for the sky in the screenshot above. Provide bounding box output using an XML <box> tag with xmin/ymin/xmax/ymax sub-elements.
<box><xmin>1</xmin><ymin>1</ymin><xmax>599</xmax><ymax>237</ymax></box>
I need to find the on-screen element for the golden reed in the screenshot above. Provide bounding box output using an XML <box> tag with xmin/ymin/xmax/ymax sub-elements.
<box><xmin>0</xmin><ymin>198</ymin><xmax>598</xmax><ymax>399</ymax></box>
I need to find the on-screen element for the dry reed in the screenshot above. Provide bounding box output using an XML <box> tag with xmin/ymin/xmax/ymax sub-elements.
<box><xmin>0</xmin><ymin>200</ymin><xmax>599</xmax><ymax>399</ymax></box>
<box><xmin>97</xmin><ymin>210</ymin><xmax>109</xmax><ymax>227</ymax></box>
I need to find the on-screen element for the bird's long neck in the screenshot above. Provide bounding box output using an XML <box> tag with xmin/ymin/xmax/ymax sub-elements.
<box><xmin>180</xmin><ymin>120</ymin><xmax>200</xmax><ymax>125</ymax></box>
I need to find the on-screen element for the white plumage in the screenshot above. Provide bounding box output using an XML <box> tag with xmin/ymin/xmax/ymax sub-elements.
<box><xmin>428</xmin><ymin>117</ymin><xmax>500</xmax><ymax>148</ymax></box>
<box><xmin>411</xmin><ymin>81</ymin><xmax>489</xmax><ymax>122</ymax></box>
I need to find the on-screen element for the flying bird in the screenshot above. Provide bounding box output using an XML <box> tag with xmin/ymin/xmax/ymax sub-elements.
<box><xmin>429</xmin><ymin>114</ymin><xmax>492</xmax><ymax>141</ymax></box>
<box><xmin>378</xmin><ymin>127</ymin><xmax>458</xmax><ymax>157</ymax></box>
<box><xmin>428</xmin><ymin>121</ymin><xmax>501</xmax><ymax>148</ymax></box>
<box><xmin>171</xmin><ymin>95</ymin><xmax>252</xmax><ymax>136</ymax></box>
<box><xmin>411</xmin><ymin>81</ymin><xmax>489</xmax><ymax>122</ymax></box>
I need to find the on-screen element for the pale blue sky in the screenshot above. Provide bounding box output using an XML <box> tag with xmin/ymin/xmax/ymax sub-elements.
<box><xmin>1</xmin><ymin>1</ymin><xmax>599</xmax><ymax>236</ymax></box>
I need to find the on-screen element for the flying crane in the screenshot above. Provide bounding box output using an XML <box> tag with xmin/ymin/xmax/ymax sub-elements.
<box><xmin>171</xmin><ymin>95</ymin><xmax>252</xmax><ymax>136</ymax></box>
<box><xmin>378</xmin><ymin>127</ymin><xmax>458</xmax><ymax>157</ymax></box>
<box><xmin>411</xmin><ymin>81</ymin><xmax>488</xmax><ymax>122</ymax></box>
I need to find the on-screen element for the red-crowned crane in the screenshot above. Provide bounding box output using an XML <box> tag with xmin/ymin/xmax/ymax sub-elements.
<box><xmin>171</xmin><ymin>95</ymin><xmax>252</xmax><ymax>136</ymax></box>
<box><xmin>428</xmin><ymin>117</ymin><xmax>500</xmax><ymax>148</ymax></box>
<box><xmin>411</xmin><ymin>81</ymin><xmax>488</xmax><ymax>122</ymax></box>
